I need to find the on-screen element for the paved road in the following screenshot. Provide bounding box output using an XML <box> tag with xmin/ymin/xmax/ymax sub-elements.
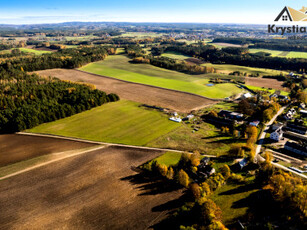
<box><xmin>255</xmin><ymin>106</ymin><xmax>307</xmax><ymax>179</ymax></box>
<box><xmin>256</xmin><ymin>106</ymin><xmax>287</xmax><ymax>155</ymax></box>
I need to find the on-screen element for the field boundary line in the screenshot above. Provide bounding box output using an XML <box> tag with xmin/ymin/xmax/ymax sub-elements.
<box><xmin>17</xmin><ymin>132</ymin><xmax>217</xmax><ymax>157</ymax></box>
<box><xmin>0</xmin><ymin>145</ymin><xmax>107</xmax><ymax>180</ymax></box>
<box><xmin>75</xmin><ymin>69</ymin><xmax>223</xmax><ymax>102</ymax></box>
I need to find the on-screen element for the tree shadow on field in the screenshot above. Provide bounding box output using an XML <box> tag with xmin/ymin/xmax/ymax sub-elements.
<box><xmin>120</xmin><ymin>171</ymin><xmax>182</xmax><ymax>196</ymax></box>
<box><xmin>209</xmin><ymin>138</ymin><xmax>242</xmax><ymax>144</ymax></box>
<box><xmin>201</xmin><ymin>134</ymin><xmax>225</xmax><ymax>140</ymax></box>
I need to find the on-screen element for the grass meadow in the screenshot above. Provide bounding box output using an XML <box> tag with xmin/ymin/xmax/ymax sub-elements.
<box><xmin>80</xmin><ymin>55</ymin><xmax>243</xmax><ymax>99</ymax></box>
<box><xmin>28</xmin><ymin>100</ymin><xmax>181</xmax><ymax>146</ymax></box>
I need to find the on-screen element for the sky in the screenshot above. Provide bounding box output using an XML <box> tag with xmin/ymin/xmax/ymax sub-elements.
<box><xmin>0</xmin><ymin>0</ymin><xmax>306</xmax><ymax>24</ymax></box>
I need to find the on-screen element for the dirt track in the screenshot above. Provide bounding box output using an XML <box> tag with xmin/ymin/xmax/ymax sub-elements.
<box><xmin>0</xmin><ymin>146</ymin><xmax>183</xmax><ymax>230</ymax></box>
<box><xmin>245</xmin><ymin>77</ymin><xmax>288</xmax><ymax>91</ymax></box>
<box><xmin>0</xmin><ymin>134</ymin><xmax>96</xmax><ymax>167</ymax></box>
<box><xmin>34</xmin><ymin>69</ymin><xmax>217</xmax><ymax>112</ymax></box>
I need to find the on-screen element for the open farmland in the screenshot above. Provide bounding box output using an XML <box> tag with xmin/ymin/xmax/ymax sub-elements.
<box><xmin>161</xmin><ymin>51</ymin><xmax>191</xmax><ymax>60</ymax></box>
<box><xmin>79</xmin><ymin>55</ymin><xmax>243</xmax><ymax>99</ymax></box>
<box><xmin>245</xmin><ymin>77</ymin><xmax>288</xmax><ymax>92</ymax></box>
<box><xmin>249</xmin><ymin>48</ymin><xmax>307</xmax><ymax>59</ymax></box>
<box><xmin>203</xmin><ymin>63</ymin><xmax>288</xmax><ymax>76</ymax></box>
<box><xmin>18</xmin><ymin>47</ymin><xmax>52</xmax><ymax>54</ymax></box>
<box><xmin>0</xmin><ymin>134</ymin><xmax>95</xmax><ymax>167</ymax></box>
<box><xmin>28</xmin><ymin>100</ymin><xmax>181</xmax><ymax>146</ymax></box>
<box><xmin>35</xmin><ymin>68</ymin><xmax>217</xmax><ymax>112</ymax></box>
<box><xmin>0</xmin><ymin>145</ymin><xmax>183</xmax><ymax>229</ymax></box>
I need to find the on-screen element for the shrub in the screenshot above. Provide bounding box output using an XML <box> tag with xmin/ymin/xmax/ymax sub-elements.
<box><xmin>178</xmin><ymin>169</ymin><xmax>190</xmax><ymax>188</ymax></box>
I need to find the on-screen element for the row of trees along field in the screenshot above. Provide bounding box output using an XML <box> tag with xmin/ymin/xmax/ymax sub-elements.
<box><xmin>0</xmin><ymin>46</ymin><xmax>117</xmax><ymax>71</ymax></box>
<box><xmin>0</xmin><ymin>68</ymin><xmax>119</xmax><ymax>133</ymax></box>
<box><xmin>156</xmin><ymin>43</ymin><xmax>307</xmax><ymax>73</ymax></box>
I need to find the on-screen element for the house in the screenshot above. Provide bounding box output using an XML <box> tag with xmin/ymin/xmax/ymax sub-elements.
<box><xmin>299</xmin><ymin>109</ymin><xmax>307</xmax><ymax>118</ymax></box>
<box><xmin>238</xmin><ymin>158</ymin><xmax>248</xmax><ymax>169</ymax></box>
<box><xmin>182</xmin><ymin>114</ymin><xmax>194</xmax><ymax>121</ymax></box>
<box><xmin>197</xmin><ymin>157</ymin><xmax>215</xmax><ymax>179</ymax></box>
<box><xmin>169</xmin><ymin>117</ymin><xmax>182</xmax><ymax>123</ymax></box>
<box><xmin>278</xmin><ymin>95</ymin><xmax>289</xmax><ymax>100</ymax></box>
<box><xmin>250</xmin><ymin>121</ymin><xmax>260</xmax><ymax>127</ymax></box>
<box><xmin>299</xmin><ymin>103</ymin><xmax>306</xmax><ymax>109</ymax></box>
<box><xmin>218</xmin><ymin>110</ymin><xmax>244</xmax><ymax>121</ymax></box>
<box><xmin>284</xmin><ymin>109</ymin><xmax>295</xmax><ymax>120</ymax></box>
<box><xmin>284</xmin><ymin>141</ymin><xmax>307</xmax><ymax>157</ymax></box>
<box><xmin>270</xmin><ymin>128</ymin><xmax>283</xmax><ymax>142</ymax></box>
<box><xmin>241</xmin><ymin>93</ymin><xmax>252</xmax><ymax>100</ymax></box>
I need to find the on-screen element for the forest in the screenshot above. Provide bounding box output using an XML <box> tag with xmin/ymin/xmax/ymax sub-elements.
<box><xmin>0</xmin><ymin>46</ymin><xmax>116</xmax><ymax>71</ymax></box>
<box><xmin>158</xmin><ymin>43</ymin><xmax>307</xmax><ymax>72</ymax></box>
<box><xmin>0</xmin><ymin>68</ymin><xmax>119</xmax><ymax>133</ymax></box>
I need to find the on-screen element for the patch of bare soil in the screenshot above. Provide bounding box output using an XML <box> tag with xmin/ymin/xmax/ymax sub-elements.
<box><xmin>0</xmin><ymin>134</ymin><xmax>96</xmax><ymax>167</ymax></box>
<box><xmin>245</xmin><ymin>77</ymin><xmax>288</xmax><ymax>91</ymax></box>
<box><xmin>0</xmin><ymin>146</ymin><xmax>183</xmax><ymax>230</ymax></box>
<box><xmin>34</xmin><ymin>69</ymin><xmax>217</xmax><ymax>112</ymax></box>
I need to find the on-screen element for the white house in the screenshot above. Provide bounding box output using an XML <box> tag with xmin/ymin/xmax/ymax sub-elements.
<box><xmin>270</xmin><ymin>128</ymin><xmax>283</xmax><ymax>142</ymax></box>
<box><xmin>241</xmin><ymin>93</ymin><xmax>252</xmax><ymax>100</ymax></box>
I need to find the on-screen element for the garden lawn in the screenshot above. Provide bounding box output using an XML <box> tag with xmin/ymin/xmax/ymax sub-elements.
<box><xmin>28</xmin><ymin>100</ymin><xmax>181</xmax><ymax>146</ymax></box>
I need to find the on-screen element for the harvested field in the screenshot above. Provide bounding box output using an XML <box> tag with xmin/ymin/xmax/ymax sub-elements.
<box><xmin>245</xmin><ymin>77</ymin><xmax>288</xmax><ymax>91</ymax></box>
<box><xmin>0</xmin><ymin>146</ymin><xmax>183</xmax><ymax>230</ymax></box>
<box><xmin>34</xmin><ymin>69</ymin><xmax>217</xmax><ymax>112</ymax></box>
<box><xmin>0</xmin><ymin>134</ymin><xmax>96</xmax><ymax>167</ymax></box>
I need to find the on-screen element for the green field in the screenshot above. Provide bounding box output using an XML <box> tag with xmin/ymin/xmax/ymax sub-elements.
<box><xmin>210</xmin><ymin>183</ymin><xmax>258</xmax><ymax>225</ymax></box>
<box><xmin>18</xmin><ymin>48</ymin><xmax>52</xmax><ymax>55</ymax></box>
<box><xmin>286</xmin><ymin>51</ymin><xmax>307</xmax><ymax>59</ymax></box>
<box><xmin>245</xmin><ymin>85</ymin><xmax>288</xmax><ymax>96</ymax></box>
<box><xmin>161</xmin><ymin>51</ymin><xmax>191</xmax><ymax>60</ymax></box>
<box><xmin>249</xmin><ymin>48</ymin><xmax>307</xmax><ymax>59</ymax></box>
<box><xmin>151</xmin><ymin>151</ymin><xmax>182</xmax><ymax>166</ymax></box>
<box><xmin>28</xmin><ymin>100</ymin><xmax>181</xmax><ymax>146</ymax></box>
<box><xmin>148</xmin><ymin>121</ymin><xmax>243</xmax><ymax>155</ymax></box>
<box><xmin>80</xmin><ymin>55</ymin><xmax>243</xmax><ymax>99</ymax></box>
<box><xmin>203</xmin><ymin>63</ymin><xmax>288</xmax><ymax>76</ymax></box>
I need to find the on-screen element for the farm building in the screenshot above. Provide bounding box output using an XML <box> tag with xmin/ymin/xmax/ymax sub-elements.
<box><xmin>169</xmin><ymin>117</ymin><xmax>182</xmax><ymax>123</ymax></box>
<box><xmin>284</xmin><ymin>131</ymin><xmax>307</xmax><ymax>142</ymax></box>
<box><xmin>284</xmin><ymin>141</ymin><xmax>307</xmax><ymax>157</ymax></box>
<box><xmin>285</xmin><ymin>122</ymin><xmax>307</xmax><ymax>135</ymax></box>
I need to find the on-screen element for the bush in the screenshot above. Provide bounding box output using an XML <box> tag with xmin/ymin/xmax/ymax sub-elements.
<box><xmin>178</xmin><ymin>169</ymin><xmax>190</xmax><ymax>188</ymax></box>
